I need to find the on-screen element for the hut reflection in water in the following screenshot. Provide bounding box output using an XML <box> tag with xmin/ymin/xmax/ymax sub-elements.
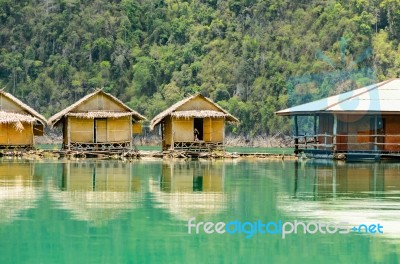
<box><xmin>0</xmin><ymin>161</ymin><xmax>41</xmax><ymax>223</ymax></box>
<box><xmin>279</xmin><ymin>161</ymin><xmax>400</xmax><ymax>239</ymax></box>
<box><xmin>151</xmin><ymin>161</ymin><xmax>230</xmax><ymax>220</ymax></box>
<box><xmin>292</xmin><ymin>161</ymin><xmax>400</xmax><ymax>198</ymax></box>
<box><xmin>51</xmin><ymin>161</ymin><xmax>142</xmax><ymax>225</ymax></box>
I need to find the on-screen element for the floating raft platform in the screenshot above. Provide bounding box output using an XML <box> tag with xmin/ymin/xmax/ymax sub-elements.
<box><xmin>0</xmin><ymin>149</ymin><xmax>297</xmax><ymax>160</ymax></box>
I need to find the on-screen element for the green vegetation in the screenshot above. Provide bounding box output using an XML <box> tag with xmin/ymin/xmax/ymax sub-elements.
<box><xmin>0</xmin><ymin>0</ymin><xmax>398</xmax><ymax>136</ymax></box>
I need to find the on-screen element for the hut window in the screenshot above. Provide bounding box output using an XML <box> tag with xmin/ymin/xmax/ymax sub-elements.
<box><xmin>194</xmin><ymin>118</ymin><xmax>203</xmax><ymax>141</ymax></box>
<box><xmin>33</xmin><ymin>123</ymin><xmax>44</xmax><ymax>136</ymax></box>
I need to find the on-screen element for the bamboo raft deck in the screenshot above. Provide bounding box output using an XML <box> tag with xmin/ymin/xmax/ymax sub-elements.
<box><xmin>171</xmin><ymin>141</ymin><xmax>224</xmax><ymax>152</ymax></box>
<box><xmin>0</xmin><ymin>148</ymin><xmax>297</xmax><ymax>160</ymax></box>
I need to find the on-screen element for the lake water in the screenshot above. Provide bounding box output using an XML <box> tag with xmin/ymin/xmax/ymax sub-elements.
<box><xmin>0</xmin><ymin>158</ymin><xmax>399</xmax><ymax>263</ymax></box>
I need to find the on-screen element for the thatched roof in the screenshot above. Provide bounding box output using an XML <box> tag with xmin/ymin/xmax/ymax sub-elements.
<box><xmin>66</xmin><ymin>112</ymin><xmax>134</xmax><ymax>119</ymax></box>
<box><xmin>0</xmin><ymin>90</ymin><xmax>47</xmax><ymax>126</ymax></box>
<box><xmin>0</xmin><ymin>111</ymin><xmax>36</xmax><ymax>131</ymax></box>
<box><xmin>48</xmin><ymin>89</ymin><xmax>146</xmax><ymax>127</ymax></box>
<box><xmin>171</xmin><ymin>110</ymin><xmax>230</xmax><ymax>119</ymax></box>
<box><xmin>150</xmin><ymin>94</ymin><xmax>239</xmax><ymax>130</ymax></box>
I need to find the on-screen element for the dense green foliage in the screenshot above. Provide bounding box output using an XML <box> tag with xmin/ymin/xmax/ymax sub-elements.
<box><xmin>1</xmin><ymin>0</ymin><xmax>399</xmax><ymax>135</ymax></box>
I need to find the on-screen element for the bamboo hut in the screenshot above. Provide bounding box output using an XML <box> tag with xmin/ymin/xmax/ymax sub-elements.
<box><xmin>0</xmin><ymin>90</ymin><xmax>46</xmax><ymax>148</ymax></box>
<box><xmin>48</xmin><ymin>89</ymin><xmax>146</xmax><ymax>151</ymax></box>
<box><xmin>150</xmin><ymin>94</ymin><xmax>239</xmax><ymax>151</ymax></box>
<box><xmin>276</xmin><ymin>79</ymin><xmax>400</xmax><ymax>160</ymax></box>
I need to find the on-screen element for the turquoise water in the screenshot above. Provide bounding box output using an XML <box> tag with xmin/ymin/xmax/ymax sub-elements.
<box><xmin>0</xmin><ymin>159</ymin><xmax>399</xmax><ymax>263</ymax></box>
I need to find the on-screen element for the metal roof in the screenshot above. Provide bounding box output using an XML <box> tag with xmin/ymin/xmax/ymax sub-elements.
<box><xmin>276</xmin><ymin>79</ymin><xmax>400</xmax><ymax>116</ymax></box>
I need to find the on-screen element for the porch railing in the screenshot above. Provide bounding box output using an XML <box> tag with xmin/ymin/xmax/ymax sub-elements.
<box><xmin>293</xmin><ymin>134</ymin><xmax>400</xmax><ymax>152</ymax></box>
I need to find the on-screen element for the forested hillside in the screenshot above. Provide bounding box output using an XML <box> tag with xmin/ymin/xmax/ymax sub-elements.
<box><xmin>1</xmin><ymin>0</ymin><xmax>399</xmax><ymax>136</ymax></box>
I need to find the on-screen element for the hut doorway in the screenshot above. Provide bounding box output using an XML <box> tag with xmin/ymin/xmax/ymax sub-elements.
<box><xmin>94</xmin><ymin>118</ymin><xmax>107</xmax><ymax>143</ymax></box>
<box><xmin>194</xmin><ymin>118</ymin><xmax>203</xmax><ymax>141</ymax></box>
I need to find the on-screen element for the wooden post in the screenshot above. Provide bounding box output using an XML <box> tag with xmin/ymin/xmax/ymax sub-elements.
<box><xmin>92</xmin><ymin>166</ymin><xmax>96</xmax><ymax>191</ymax></box>
<box><xmin>67</xmin><ymin>117</ymin><xmax>71</xmax><ymax>150</ymax></box>
<box><xmin>171</xmin><ymin>117</ymin><xmax>174</xmax><ymax>150</ymax></box>
<box><xmin>161</xmin><ymin>122</ymin><xmax>164</xmax><ymax>150</ymax></box>
<box><xmin>374</xmin><ymin>115</ymin><xmax>378</xmax><ymax>151</ymax></box>
<box><xmin>129</xmin><ymin>116</ymin><xmax>133</xmax><ymax>149</ymax></box>
<box><xmin>332</xmin><ymin>114</ymin><xmax>337</xmax><ymax>152</ymax></box>
<box><xmin>313</xmin><ymin>114</ymin><xmax>317</xmax><ymax>149</ymax></box>
<box><xmin>222</xmin><ymin>120</ymin><xmax>225</xmax><ymax>150</ymax></box>
<box><xmin>332</xmin><ymin>162</ymin><xmax>337</xmax><ymax>198</ymax></box>
<box><xmin>31</xmin><ymin>123</ymin><xmax>34</xmax><ymax>148</ymax></box>
<box><xmin>294</xmin><ymin>115</ymin><xmax>299</xmax><ymax>153</ymax></box>
<box><xmin>294</xmin><ymin>161</ymin><xmax>298</xmax><ymax>197</ymax></box>
<box><xmin>209</xmin><ymin>117</ymin><xmax>212</xmax><ymax>142</ymax></box>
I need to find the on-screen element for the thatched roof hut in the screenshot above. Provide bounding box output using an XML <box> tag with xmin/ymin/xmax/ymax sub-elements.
<box><xmin>48</xmin><ymin>89</ymin><xmax>145</xmax><ymax>127</ymax></box>
<box><xmin>0</xmin><ymin>90</ymin><xmax>46</xmax><ymax>147</ymax></box>
<box><xmin>150</xmin><ymin>94</ymin><xmax>239</xmax><ymax>151</ymax></box>
<box><xmin>48</xmin><ymin>89</ymin><xmax>146</xmax><ymax>151</ymax></box>
<box><xmin>150</xmin><ymin>94</ymin><xmax>238</xmax><ymax>129</ymax></box>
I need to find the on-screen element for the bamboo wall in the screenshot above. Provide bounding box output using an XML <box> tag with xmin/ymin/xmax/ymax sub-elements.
<box><xmin>210</xmin><ymin>119</ymin><xmax>224</xmax><ymax>142</ymax></box>
<box><xmin>203</xmin><ymin>118</ymin><xmax>212</xmax><ymax>141</ymax></box>
<box><xmin>68</xmin><ymin>116</ymin><xmax>131</xmax><ymax>143</ymax></box>
<box><xmin>107</xmin><ymin>116</ymin><xmax>130</xmax><ymax>142</ymax></box>
<box><xmin>69</xmin><ymin>117</ymin><xmax>93</xmax><ymax>142</ymax></box>
<box><xmin>172</xmin><ymin>118</ymin><xmax>194</xmax><ymax>142</ymax></box>
<box><xmin>164</xmin><ymin>116</ymin><xmax>172</xmax><ymax>147</ymax></box>
<box><xmin>73</xmin><ymin>93</ymin><xmax>126</xmax><ymax>112</ymax></box>
<box><xmin>63</xmin><ymin>118</ymin><xmax>69</xmax><ymax>145</ymax></box>
<box><xmin>203</xmin><ymin>117</ymin><xmax>224</xmax><ymax>142</ymax></box>
<box><xmin>132</xmin><ymin>123</ymin><xmax>142</xmax><ymax>134</ymax></box>
<box><xmin>163</xmin><ymin>116</ymin><xmax>225</xmax><ymax>147</ymax></box>
<box><xmin>176</xmin><ymin>97</ymin><xmax>221</xmax><ymax>111</ymax></box>
<box><xmin>0</xmin><ymin>122</ymin><xmax>33</xmax><ymax>145</ymax></box>
<box><xmin>0</xmin><ymin>94</ymin><xmax>28</xmax><ymax>113</ymax></box>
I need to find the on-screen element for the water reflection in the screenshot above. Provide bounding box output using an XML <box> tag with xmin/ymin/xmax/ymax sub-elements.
<box><xmin>150</xmin><ymin>160</ymin><xmax>229</xmax><ymax>220</ymax></box>
<box><xmin>292</xmin><ymin>160</ymin><xmax>400</xmax><ymax>198</ymax></box>
<box><xmin>0</xmin><ymin>161</ymin><xmax>40</xmax><ymax>223</ymax></box>
<box><xmin>279</xmin><ymin>160</ymin><xmax>400</xmax><ymax>240</ymax></box>
<box><xmin>51</xmin><ymin>161</ymin><xmax>142</xmax><ymax>225</ymax></box>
